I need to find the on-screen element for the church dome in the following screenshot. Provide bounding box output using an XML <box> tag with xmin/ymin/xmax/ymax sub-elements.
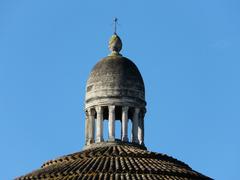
<box><xmin>85</xmin><ymin>55</ymin><xmax>146</xmax><ymax>110</ymax></box>
<box><xmin>16</xmin><ymin>142</ymin><xmax>211</xmax><ymax>180</ymax></box>
<box><xmin>16</xmin><ymin>26</ymin><xmax>212</xmax><ymax>180</ymax></box>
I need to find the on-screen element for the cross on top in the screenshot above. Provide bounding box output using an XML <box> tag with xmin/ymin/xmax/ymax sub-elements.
<box><xmin>114</xmin><ymin>18</ymin><xmax>118</xmax><ymax>34</ymax></box>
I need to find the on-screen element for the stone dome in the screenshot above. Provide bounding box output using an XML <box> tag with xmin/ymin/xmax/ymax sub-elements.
<box><xmin>85</xmin><ymin>55</ymin><xmax>146</xmax><ymax>110</ymax></box>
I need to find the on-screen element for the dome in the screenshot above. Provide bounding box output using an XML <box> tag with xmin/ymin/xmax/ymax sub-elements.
<box><xmin>16</xmin><ymin>30</ymin><xmax>212</xmax><ymax>180</ymax></box>
<box><xmin>16</xmin><ymin>142</ymin><xmax>212</xmax><ymax>180</ymax></box>
<box><xmin>85</xmin><ymin>55</ymin><xmax>146</xmax><ymax>110</ymax></box>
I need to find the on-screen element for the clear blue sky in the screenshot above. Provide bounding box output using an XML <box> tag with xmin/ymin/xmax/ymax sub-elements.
<box><xmin>0</xmin><ymin>1</ymin><xmax>239</xmax><ymax>179</ymax></box>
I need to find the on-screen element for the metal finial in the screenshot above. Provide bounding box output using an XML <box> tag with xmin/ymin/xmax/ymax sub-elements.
<box><xmin>108</xmin><ymin>18</ymin><xmax>122</xmax><ymax>56</ymax></box>
<box><xmin>114</xmin><ymin>18</ymin><xmax>118</xmax><ymax>34</ymax></box>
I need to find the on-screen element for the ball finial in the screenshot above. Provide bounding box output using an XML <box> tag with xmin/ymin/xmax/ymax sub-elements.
<box><xmin>108</xmin><ymin>34</ymin><xmax>122</xmax><ymax>56</ymax></box>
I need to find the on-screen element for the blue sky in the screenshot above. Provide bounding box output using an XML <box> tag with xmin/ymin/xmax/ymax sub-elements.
<box><xmin>0</xmin><ymin>1</ymin><xmax>239</xmax><ymax>179</ymax></box>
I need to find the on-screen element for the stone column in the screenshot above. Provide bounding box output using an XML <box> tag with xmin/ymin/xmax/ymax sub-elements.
<box><xmin>108</xmin><ymin>105</ymin><xmax>115</xmax><ymax>141</ymax></box>
<box><xmin>85</xmin><ymin>111</ymin><xmax>89</xmax><ymax>145</ymax></box>
<box><xmin>87</xmin><ymin>108</ymin><xmax>95</xmax><ymax>145</ymax></box>
<box><xmin>132</xmin><ymin>107</ymin><xmax>140</xmax><ymax>143</ymax></box>
<box><xmin>138</xmin><ymin>109</ymin><xmax>145</xmax><ymax>145</ymax></box>
<box><xmin>95</xmin><ymin>106</ymin><xmax>104</xmax><ymax>142</ymax></box>
<box><xmin>121</xmin><ymin>106</ymin><xmax>129</xmax><ymax>142</ymax></box>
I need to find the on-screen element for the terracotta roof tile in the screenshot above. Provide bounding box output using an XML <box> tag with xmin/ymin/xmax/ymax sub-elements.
<box><xmin>16</xmin><ymin>143</ymin><xmax>212</xmax><ymax>180</ymax></box>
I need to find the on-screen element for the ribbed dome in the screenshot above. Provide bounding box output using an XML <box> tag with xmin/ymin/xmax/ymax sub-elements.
<box><xmin>85</xmin><ymin>55</ymin><xmax>146</xmax><ymax>110</ymax></box>
<box><xmin>16</xmin><ymin>142</ymin><xmax>212</xmax><ymax>180</ymax></box>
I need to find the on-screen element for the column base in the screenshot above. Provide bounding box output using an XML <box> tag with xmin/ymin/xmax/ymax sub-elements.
<box><xmin>95</xmin><ymin>137</ymin><xmax>104</xmax><ymax>143</ymax></box>
<box><xmin>87</xmin><ymin>139</ymin><xmax>95</xmax><ymax>145</ymax></box>
<box><xmin>132</xmin><ymin>137</ymin><xmax>139</xmax><ymax>144</ymax></box>
<box><xmin>139</xmin><ymin>141</ymin><xmax>145</xmax><ymax>146</ymax></box>
<box><xmin>108</xmin><ymin>137</ymin><xmax>115</xmax><ymax>142</ymax></box>
<box><xmin>122</xmin><ymin>136</ymin><xmax>129</xmax><ymax>142</ymax></box>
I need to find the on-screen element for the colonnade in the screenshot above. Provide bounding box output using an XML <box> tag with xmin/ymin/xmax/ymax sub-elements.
<box><xmin>85</xmin><ymin>106</ymin><xmax>145</xmax><ymax>146</ymax></box>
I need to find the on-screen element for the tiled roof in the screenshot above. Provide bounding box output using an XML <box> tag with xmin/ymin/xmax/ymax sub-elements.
<box><xmin>16</xmin><ymin>143</ymin><xmax>212</xmax><ymax>180</ymax></box>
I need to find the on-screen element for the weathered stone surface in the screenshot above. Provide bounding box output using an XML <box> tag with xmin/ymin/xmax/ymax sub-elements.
<box><xmin>85</xmin><ymin>55</ymin><xmax>146</xmax><ymax>110</ymax></box>
<box><xmin>16</xmin><ymin>142</ymin><xmax>212</xmax><ymax>180</ymax></box>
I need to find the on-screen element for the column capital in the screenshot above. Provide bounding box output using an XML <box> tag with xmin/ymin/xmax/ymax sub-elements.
<box><xmin>141</xmin><ymin>108</ymin><xmax>147</xmax><ymax>114</ymax></box>
<box><xmin>87</xmin><ymin>108</ymin><xmax>95</xmax><ymax>116</ymax></box>
<box><xmin>108</xmin><ymin>105</ymin><xmax>115</xmax><ymax>113</ymax></box>
<box><xmin>95</xmin><ymin>106</ymin><xmax>103</xmax><ymax>114</ymax></box>
<box><xmin>134</xmin><ymin>107</ymin><xmax>140</xmax><ymax>114</ymax></box>
<box><xmin>140</xmin><ymin>109</ymin><xmax>146</xmax><ymax>119</ymax></box>
<box><xmin>122</xmin><ymin>106</ymin><xmax>129</xmax><ymax>113</ymax></box>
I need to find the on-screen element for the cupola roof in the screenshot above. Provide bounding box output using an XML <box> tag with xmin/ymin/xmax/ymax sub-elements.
<box><xmin>85</xmin><ymin>55</ymin><xmax>145</xmax><ymax>109</ymax></box>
